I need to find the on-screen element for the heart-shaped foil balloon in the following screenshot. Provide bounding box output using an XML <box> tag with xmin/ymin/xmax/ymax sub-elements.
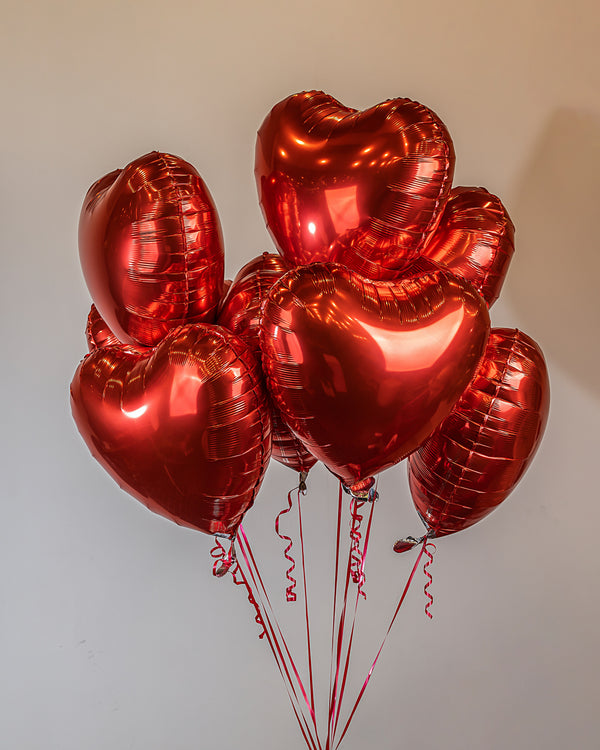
<box><xmin>79</xmin><ymin>151</ymin><xmax>224</xmax><ymax>347</ymax></box>
<box><xmin>255</xmin><ymin>91</ymin><xmax>455</xmax><ymax>280</ymax></box>
<box><xmin>86</xmin><ymin>304</ymin><xmax>122</xmax><ymax>352</ymax></box>
<box><xmin>421</xmin><ymin>186</ymin><xmax>515</xmax><ymax>306</ymax></box>
<box><xmin>71</xmin><ymin>324</ymin><xmax>271</xmax><ymax>536</ymax></box>
<box><xmin>408</xmin><ymin>328</ymin><xmax>549</xmax><ymax>537</ymax></box>
<box><xmin>260</xmin><ymin>260</ymin><xmax>490</xmax><ymax>485</ymax></box>
<box><xmin>218</xmin><ymin>253</ymin><xmax>317</xmax><ymax>474</ymax></box>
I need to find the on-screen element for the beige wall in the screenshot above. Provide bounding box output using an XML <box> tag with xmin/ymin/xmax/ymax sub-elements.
<box><xmin>2</xmin><ymin>1</ymin><xmax>598</xmax><ymax>748</ymax></box>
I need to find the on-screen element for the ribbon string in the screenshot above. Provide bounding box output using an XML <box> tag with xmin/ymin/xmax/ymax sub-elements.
<box><xmin>330</xmin><ymin>498</ymin><xmax>376</xmax><ymax>742</ymax></box>
<box><xmin>297</xmin><ymin>487</ymin><xmax>317</xmax><ymax>727</ymax></box>
<box><xmin>275</xmin><ymin>488</ymin><xmax>298</xmax><ymax>602</ymax></box>
<box><xmin>349</xmin><ymin>499</ymin><xmax>367</xmax><ymax>597</ymax></box>
<box><xmin>211</xmin><ymin>485</ymin><xmax>428</xmax><ymax>750</ymax></box>
<box><xmin>333</xmin><ymin>541</ymin><xmax>426</xmax><ymax>749</ymax></box>
<box><xmin>423</xmin><ymin>540</ymin><xmax>437</xmax><ymax>619</ymax></box>
<box><xmin>237</xmin><ymin>525</ymin><xmax>323</xmax><ymax>750</ymax></box>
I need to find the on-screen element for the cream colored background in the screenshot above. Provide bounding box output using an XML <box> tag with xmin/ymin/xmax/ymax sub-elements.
<box><xmin>2</xmin><ymin>1</ymin><xmax>599</xmax><ymax>748</ymax></box>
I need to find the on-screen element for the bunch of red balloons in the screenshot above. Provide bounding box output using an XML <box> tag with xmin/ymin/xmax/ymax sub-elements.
<box><xmin>71</xmin><ymin>90</ymin><xmax>549</xmax><ymax>544</ymax></box>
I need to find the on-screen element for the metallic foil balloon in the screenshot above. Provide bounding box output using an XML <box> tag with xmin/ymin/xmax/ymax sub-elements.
<box><xmin>255</xmin><ymin>91</ymin><xmax>455</xmax><ymax>280</ymax></box>
<box><xmin>421</xmin><ymin>186</ymin><xmax>515</xmax><ymax>307</ymax></box>
<box><xmin>408</xmin><ymin>328</ymin><xmax>549</xmax><ymax>537</ymax></box>
<box><xmin>260</xmin><ymin>260</ymin><xmax>490</xmax><ymax>486</ymax></box>
<box><xmin>86</xmin><ymin>304</ymin><xmax>122</xmax><ymax>352</ymax></box>
<box><xmin>79</xmin><ymin>151</ymin><xmax>225</xmax><ymax>347</ymax></box>
<box><xmin>218</xmin><ymin>253</ymin><xmax>317</xmax><ymax>474</ymax></box>
<box><xmin>71</xmin><ymin>324</ymin><xmax>271</xmax><ymax>537</ymax></box>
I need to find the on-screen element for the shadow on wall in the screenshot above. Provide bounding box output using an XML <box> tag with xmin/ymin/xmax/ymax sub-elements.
<box><xmin>508</xmin><ymin>107</ymin><xmax>600</xmax><ymax>400</ymax></box>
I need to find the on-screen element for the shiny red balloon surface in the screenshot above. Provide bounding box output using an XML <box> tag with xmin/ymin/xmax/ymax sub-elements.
<box><xmin>260</xmin><ymin>260</ymin><xmax>490</xmax><ymax>485</ymax></box>
<box><xmin>79</xmin><ymin>151</ymin><xmax>224</xmax><ymax>347</ymax></box>
<box><xmin>86</xmin><ymin>304</ymin><xmax>122</xmax><ymax>352</ymax></box>
<box><xmin>218</xmin><ymin>253</ymin><xmax>317</xmax><ymax>474</ymax></box>
<box><xmin>71</xmin><ymin>324</ymin><xmax>271</xmax><ymax>536</ymax></box>
<box><xmin>408</xmin><ymin>328</ymin><xmax>549</xmax><ymax>537</ymax></box>
<box><xmin>422</xmin><ymin>186</ymin><xmax>515</xmax><ymax>306</ymax></box>
<box><xmin>255</xmin><ymin>91</ymin><xmax>455</xmax><ymax>279</ymax></box>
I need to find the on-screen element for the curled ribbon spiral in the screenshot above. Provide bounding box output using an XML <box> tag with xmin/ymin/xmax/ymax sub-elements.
<box><xmin>423</xmin><ymin>541</ymin><xmax>437</xmax><ymax>619</ymax></box>
<box><xmin>210</xmin><ymin>538</ymin><xmax>266</xmax><ymax>639</ymax></box>
<box><xmin>349</xmin><ymin>499</ymin><xmax>367</xmax><ymax>598</ymax></box>
<box><xmin>275</xmin><ymin>489</ymin><xmax>298</xmax><ymax>602</ymax></box>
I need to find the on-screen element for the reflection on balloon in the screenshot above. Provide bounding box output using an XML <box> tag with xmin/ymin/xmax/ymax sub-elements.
<box><xmin>408</xmin><ymin>328</ymin><xmax>550</xmax><ymax>537</ymax></box>
<box><xmin>422</xmin><ymin>186</ymin><xmax>515</xmax><ymax>306</ymax></box>
<box><xmin>86</xmin><ymin>304</ymin><xmax>122</xmax><ymax>352</ymax></box>
<box><xmin>71</xmin><ymin>324</ymin><xmax>271</xmax><ymax>536</ymax></box>
<box><xmin>218</xmin><ymin>253</ymin><xmax>317</xmax><ymax>474</ymax></box>
<box><xmin>260</xmin><ymin>260</ymin><xmax>490</xmax><ymax>486</ymax></box>
<box><xmin>79</xmin><ymin>151</ymin><xmax>225</xmax><ymax>347</ymax></box>
<box><xmin>255</xmin><ymin>91</ymin><xmax>455</xmax><ymax>279</ymax></box>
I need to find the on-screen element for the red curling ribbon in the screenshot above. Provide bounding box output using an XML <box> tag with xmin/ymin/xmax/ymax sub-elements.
<box><xmin>275</xmin><ymin>488</ymin><xmax>298</xmax><ymax>602</ymax></box>
<box><xmin>237</xmin><ymin>525</ymin><xmax>322</xmax><ymax>750</ymax></box>
<box><xmin>231</xmin><ymin>562</ymin><xmax>267</xmax><ymax>640</ymax></box>
<box><xmin>423</xmin><ymin>541</ymin><xmax>437</xmax><ymax>619</ymax></box>
<box><xmin>210</xmin><ymin>537</ymin><xmax>236</xmax><ymax>578</ymax></box>
<box><xmin>326</xmin><ymin>491</ymin><xmax>376</xmax><ymax>748</ymax></box>
<box><xmin>333</xmin><ymin>542</ymin><xmax>426</xmax><ymax>749</ymax></box>
<box><xmin>349</xmin><ymin>498</ymin><xmax>367</xmax><ymax>598</ymax></box>
<box><xmin>210</xmin><ymin>537</ymin><xmax>266</xmax><ymax>638</ymax></box>
<box><xmin>296</xmin><ymin>487</ymin><xmax>317</xmax><ymax>726</ymax></box>
<box><xmin>326</xmin><ymin>483</ymin><xmax>345</xmax><ymax>750</ymax></box>
<box><xmin>330</xmin><ymin>498</ymin><xmax>376</xmax><ymax>742</ymax></box>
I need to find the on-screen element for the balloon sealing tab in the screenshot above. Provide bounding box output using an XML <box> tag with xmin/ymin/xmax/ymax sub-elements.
<box><xmin>393</xmin><ymin>535</ymin><xmax>426</xmax><ymax>554</ymax></box>
<box><xmin>298</xmin><ymin>471</ymin><xmax>308</xmax><ymax>494</ymax></box>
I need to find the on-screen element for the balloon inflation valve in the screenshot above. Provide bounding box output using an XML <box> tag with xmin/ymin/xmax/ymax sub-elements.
<box><xmin>393</xmin><ymin>535</ymin><xmax>425</xmax><ymax>553</ymax></box>
<box><xmin>298</xmin><ymin>471</ymin><xmax>308</xmax><ymax>494</ymax></box>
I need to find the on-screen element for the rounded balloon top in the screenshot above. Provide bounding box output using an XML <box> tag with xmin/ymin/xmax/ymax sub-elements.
<box><xmin>79</xmin><ymin>151</ymin><xmax>225</xmax><ymax>347</ymax></box>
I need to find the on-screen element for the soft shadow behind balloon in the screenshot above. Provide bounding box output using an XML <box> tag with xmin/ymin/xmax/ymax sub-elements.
<box><xmin>508</xmin><ymin>108</ymin><xmax>600</xmax><ymax>400</ymax></box>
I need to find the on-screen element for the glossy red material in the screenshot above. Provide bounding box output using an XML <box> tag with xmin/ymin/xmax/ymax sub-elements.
<box><xmin>79</xmin><ymin>151</ymin><xmax>224</xmax><ymax>347</ymax></box>
<box><xmin>408</xmin><ymin>328</ymin><xmax>550</xmax><ymax>537</ymax></box>
<box><xmin>255</xmin><ymin>91</ymin><xmax>455</xmax><ymax>279</ymax></box>
<box><xmin>71</xmin><ymin>324</ymin><xmax>271</xmax><ymax>536</ymax></box>
<box><xmin>86</xmin><ymin>304</ymin><xmax>122</xmax><ymax>352</ymax></box>
<box><xmin>422</xmin><ymin>186</ymin><xmax>515</xmax><ymax>306</ymax></box>
<box><xmin>218</xmin><ymin>253</ymin><xmax>317</xmax><ymax>474</ymax></box>
<box><xmin>260</xmin><ymin>260</ymin><xmax>490</xmax><ymax>485</ymax></box>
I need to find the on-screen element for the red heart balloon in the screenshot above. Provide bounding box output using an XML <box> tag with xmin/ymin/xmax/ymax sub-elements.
<box><xmin>86</xmin><ymin>304</ymin><xmax>122</xmax><ymax>352</ymax></box>
<box><xmin>408</xmin><ymin>328</ymin><xmax>549</xmax><ymax>537</ymax></box>
<box><xmin>71</xmin><ymin>324</ymin><xmax>271</xmax><ymax>536</ymax></box>
<box><xmin>260</xmin><ymin>261</ymin><xmax>490</xmax><ymax>485</ymax></box>
<box><xmin>79</xmin><ymin>151</ymin><xmax>224</xmax><ymax>347</ymax></box>
<box><xmin>218</xmin><ymin>253</ymin><xmax>317</xmax><ymax>474</ymax></box>
<box><xmin>421</xmin><ymin>186</ymin><xmax>515</xmax><ymax>306</ymax></box>
<box><xmin>255</xmin><ymin>91</ymin><xmax>455</xmax><ymax>280</ymax></box>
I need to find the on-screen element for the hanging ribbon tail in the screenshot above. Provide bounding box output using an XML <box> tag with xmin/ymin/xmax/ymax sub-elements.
<box><xmin>237</xmin><ymin>525</ymin><xmax>322</xmax><ymax>750</ymax></box>
<box><xmin>210</xmin><ymin>536</ymin><xmax>237</xmax><ymax>578</ymax></box>
<box><xmin>275</xmin><ymin>488</ymin><xmax>298</xmax><ymax>602</ymax></box>
<box><xmin>423</xmin><ymin>540</ymin><xmax>437</xmax><ymax>619</ymax></box>
<box><xmin>210</xmin><ymin>537</ymin><xmax>266</xmax><ymax>638</ymax></box>
<box><xmin>333</xmin><ymin>542</ymin><xmax>426</xmax><ymax>750</ymax></box>
<box><xmin>349</xmin><ymin>498</ymin><xmax>367</xmax><ymax>598</ymax></box>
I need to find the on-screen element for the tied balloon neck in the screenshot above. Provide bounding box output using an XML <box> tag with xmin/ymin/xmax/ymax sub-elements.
<box><xmin>298</xmin><ymin>471</ymin><xmax>308</xmax><ymax>494</ymax></box>
<box><xmin>393</xmin><ymin>530</ymin><xmax>435</xmax><ymax>554</ymax></box>
<box><xmin>343</xmin><ymin>476</ymin><xmax>378</xmax><ymax>502</ymax></box>
<box><xmin>212</xmin><ymin>534</ymin><xmax>237</xmax><ymax>577</ymax></box>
